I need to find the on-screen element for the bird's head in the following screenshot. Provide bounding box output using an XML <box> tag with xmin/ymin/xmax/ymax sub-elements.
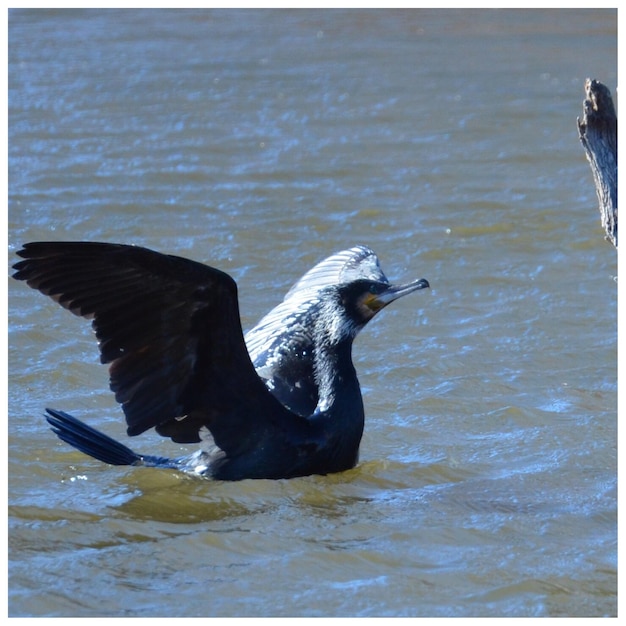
<box><xmin>341</xmin><ymin>277</ymin><xmax>430</xmax><ymax>325</ymax></box>
<box><xmin>318</xmin><ymin>276</ymin><xmax>430</xmax><ymax>347</ymax></box>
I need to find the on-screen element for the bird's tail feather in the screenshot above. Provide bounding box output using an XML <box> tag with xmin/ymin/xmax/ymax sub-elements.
<box><xmin>45</xmin><ymin>408</ymin><xmax>171</xmax><ymax>468</ymax></box>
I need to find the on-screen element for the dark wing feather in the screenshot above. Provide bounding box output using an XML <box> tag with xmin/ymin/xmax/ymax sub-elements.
<box><xmin>12</xmin><ymin>242</ymin><xmax>302</xmax><ymax>450</ymax></box>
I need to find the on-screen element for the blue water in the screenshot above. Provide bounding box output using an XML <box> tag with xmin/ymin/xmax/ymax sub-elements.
<box><xmin>8</xmin><ymin>8</ymin><xmax>617</xmax><ymax>617</ymax></box>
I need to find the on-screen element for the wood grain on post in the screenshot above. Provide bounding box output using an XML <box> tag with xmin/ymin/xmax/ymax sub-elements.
<box><xmin>577</xmin><ymin>78</ymin><xmax>617</xmax><ymax>247</ymax></box>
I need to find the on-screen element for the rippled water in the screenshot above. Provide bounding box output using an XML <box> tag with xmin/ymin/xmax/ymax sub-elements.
<box><xmin>8</xmin><ymin>8</ymin><xmax>617</xmax><ymax>617</ymax></box>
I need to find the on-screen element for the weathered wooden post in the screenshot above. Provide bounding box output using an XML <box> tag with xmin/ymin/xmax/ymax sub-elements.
<box><xmin>577</xmin><ymin>78</ymin><xmax>617</xmax><ymax>247</ymax></box>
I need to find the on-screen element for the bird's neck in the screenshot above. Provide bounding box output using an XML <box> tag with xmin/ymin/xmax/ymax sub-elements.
<box><xmin>309</xmin><ymin>336</ymin><xmax>364</xmax><ymax>472</ymax></box>
<box><xmin>313</xmin><ymin>324</ymin><xmax>364</xmax><ymax>424</ymax></box>
<box><xmin>310</xmin><ymin>297</ymin><xmax>363</xmax><ymax>409</ymax></box>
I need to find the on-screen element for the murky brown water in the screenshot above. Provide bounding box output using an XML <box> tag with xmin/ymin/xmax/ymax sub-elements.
<box><xmin>8</xmin><ymin>8</ymin><xmax>616</xmax><ymax>617</ymax></box>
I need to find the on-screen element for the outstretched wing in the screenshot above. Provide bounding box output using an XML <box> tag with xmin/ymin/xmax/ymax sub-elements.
<box><xmin>283</xmin><ymin>245</ymin><xmax>388</xmax><ymax>300</ymax></box>
<box><xmin>12</xmin><ymin>241</ymin><xmax>300</xmax><ymax>450</ymax></box>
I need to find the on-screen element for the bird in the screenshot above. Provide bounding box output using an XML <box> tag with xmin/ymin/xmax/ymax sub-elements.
<box><xmin>12</xmin><ymin>241</ymin><xmax>430</xmax><ymax>480</ymax></box>
<box><xmin>245</xmin><ymin>244</ymin><xmax>395</xmax><ymax>417</ymax></box>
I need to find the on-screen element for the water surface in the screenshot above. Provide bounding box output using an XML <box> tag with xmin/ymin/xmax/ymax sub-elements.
<box><xmin>8</xmin><ymin>8</ymin><xmax>617</xmax><ymax>617</ymax></box>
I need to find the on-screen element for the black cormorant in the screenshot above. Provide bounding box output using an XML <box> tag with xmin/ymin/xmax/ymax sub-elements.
<box><xmin>12</xmin><ymin>242</ymin><xmax>429</xmax><ymax>480</ymax></box>
<box><xmin>246</xmin><ymin>245</ymin><xmax>393</xmax><ymax>417</ymax></box>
